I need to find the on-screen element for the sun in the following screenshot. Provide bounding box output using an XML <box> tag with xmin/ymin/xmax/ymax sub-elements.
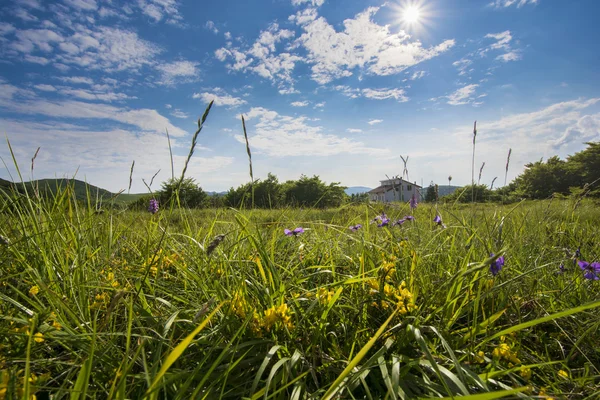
<box><xmin>403</xmin><ymin>6</ymin><xmax>421</xmax><ymax>23</ymax></box>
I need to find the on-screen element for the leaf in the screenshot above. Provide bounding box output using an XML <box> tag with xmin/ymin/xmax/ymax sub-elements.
<box><xmin>145</xmin><ymin>301</ymin><xmax>224</xmax><ymax>396</ymax></box>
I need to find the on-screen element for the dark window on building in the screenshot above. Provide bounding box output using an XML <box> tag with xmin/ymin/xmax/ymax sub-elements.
<box><xmin>407</xmin><ymin>185</ymin><xmax>412</xmax><ymax>190</ymax></box>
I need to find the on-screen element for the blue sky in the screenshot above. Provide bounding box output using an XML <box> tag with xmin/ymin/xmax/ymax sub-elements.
<box><xmin>1</xmin><ymin>0</ymin><xmax>599</xmax><ymax>193</ymax></box>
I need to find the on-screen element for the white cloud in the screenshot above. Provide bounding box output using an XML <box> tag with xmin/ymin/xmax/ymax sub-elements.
<box><xmin>193</xmin><ymin>89</ymin><xmax>247</xmax><ymax>107</ymax></box>
<box><xmin>171</xmin><ymin>109</ymin><xmax>189</xmax><ymax>119</ymax></box>
<box><xmin>453</xmin><ymin>58</ymin><xmax>473</xmax><ymax>76</ymax></box>
<box><xmin>155</xmin><ymin>60</ymin><xmax>200</xmax><ymax>85</ymax></box>
<box><xmin>165</xmin><ymin>104</ymin><xmax>172</xmax><ymax>109</ymax></box>
<box><xmin>7</xmin><ymin>25</ymin><xmax>162</xmax><ymax>73</ymax></box>
<box><xmin>446</xmin><ymin>84</ymin><xmax>480</xmax><ymax>106</ymax></box>
<box><xmin>314</xmin><ymin>102</ymin><xmax>325</xmax><ymax>108</ymax></box>
<box><xmin>64</xmin><ymin>0</ymin><xmax>97</xmax><ymax>10</ymax></box>
<box><xmin>56</xmin><ymin>87</ymin><xmax>134</xmax><ymax>102</ymax></box>
<box><xmin>0</xmin><ymin>118</ymin><xmax>233</xmax><ymax>193</ymax></box>
<box><xmin>224</xmin><ymin>31</ymin><xmax>232</xmax><ymax>40</ymax></box>
<box><xmin>294</xmin><ymin>6</ymin><xmax>455</xmax><ymax>84</ymax></box>
<box><xmin>485</xmin><ymin>31</ymin><xmax>512</xmax><ymax>51</ymax></box>
<box><xmin>482</xmin><ymin>31</ymin><xmax>521</xmax><ymax>62</ymax></box>
<box><xmin>0</xmin><ymin>23</ymin><xmax>16</xmax><ymax>36</ymax></box>
<box><xmin>237</xmin><ymin>107</ymin><xmax>387</xmax><ymax>156</ymax></box>
<box><xmin>496</xmin><ymin>51</ymin><xmax>521</xmax><ymax>62</ymax></box>
<box><xmin>362</xmin><ymin>88</ymin><xmax>408</xmax><ymax>102</ymax></box>
<box><xmin>291</xmin><ymin>0</ymin><xmax>325</xmax><ymax>6</ymax></box>
<box><xmin>24</xmin><ymin>55</ymin><xmax>50</xmax><ymax>65</ymax></box>
<box><xmin>17</xmin><ymin>0</ymin><xmax>44</xmax><ymax>9</ymax></box>
<box><xmin>291</xmin><ymin>101</ymin><xmax>309</xmax><ymax>107</ymax></box>
<box><xmin>14</xmin><ymin>8</ymin><xmax>39</xmax><ymax>22</ymax></box>
<box><xmin>205</xmin><ymin>21</ymin><xmax>218</xmax><ymax>34</ymax></box>
<box><xmin>57</xmin><ymin>76</ymin><xmax>94</xmax><ymax>85</ymax></box>
<box><xmin>347</xmin><ymin>128</ymin><xmax>362</xmax><ymax>133</ymax></box>
<box><xmin>490</xmin><ymin>0</ymin><xmax>539</xmax><ymax>8</ymax></box>
<box><xmin>334</xmin><ymin>86</ymin><xmax>408</xmax><ymax>102</ymax></box>
<box><xmin>138</xmin><ymin>0</ymin><xmax>182</xmax><ymax>23</ymax></box>
<box><xmin>215</xmin><ymin>23</ymin><xmax>300</xmax><ymax>88</ymax></box>
<box><xmin>33</xmin><ymin>84</ymin><xmax>57</xmax><ymax>92</ymax></box>
<box><xmin>367</xmin><ymin>119</ymin><xmax>383</xmax><ymax>125</ymax></box>
<box><xmin>409</xmin><ymin>70</ymin><xmax>426</xmax><ymax>80</ymax></box>
<box><xmin>0</xmin><ymin>88</ymin><xmax>188</xmax><ymax>137</ymax></box>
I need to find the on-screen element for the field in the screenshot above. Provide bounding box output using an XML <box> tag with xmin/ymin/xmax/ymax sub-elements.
<box><xmin>1</xmin><ymin>191</ymin><xmax>599</xmax><ymax>399</ymax></box>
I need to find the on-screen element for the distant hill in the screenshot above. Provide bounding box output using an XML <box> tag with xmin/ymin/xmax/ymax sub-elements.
<box><xmin>206</xmin><ymin>191</ymin><xmax>227</xmax><ymax>197</ymax></box>
<box><xmin>345</xmin><ymin>186</ymin><xmax>372</xmax><ymax>195</ymax></box>
<box><xmin>0</xmin><ymin>178</ymin><xmax>149</xmax><ymax>203</ymax></box>
<box><xmin>436</xmin><ymin>185</ymin><xmax>463</xmax><ymax>197</ymax></box>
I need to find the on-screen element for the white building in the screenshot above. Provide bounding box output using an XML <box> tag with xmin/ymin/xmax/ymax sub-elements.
<box><xmin>368</xmin><ymin>178</ymin><xmax>421</xmax><ymax>203</ymax></box>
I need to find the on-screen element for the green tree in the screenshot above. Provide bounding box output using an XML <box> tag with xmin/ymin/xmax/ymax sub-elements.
<box><xmin>513</xmin><ymin>156</ymin><xmax>574</xmax><ymax>199</ymax></box>
<box><xmin>159</xmin><ymin>177</ymin><xmax>208</xmax><ymax>208</ymax></box>
<box><xmin>566</xmin><ymin>142</ymin><xmax>600</xmax><ymax>196</ymax></box>
<box><xmin>424</xmin><ymin>182</ymin><xmax>436</xmax><ymax>202</ymax></box>
<box><xmin>282</xmin><ymin>175</ymin><xmax>347</xmax><ymax>208</ymax></box>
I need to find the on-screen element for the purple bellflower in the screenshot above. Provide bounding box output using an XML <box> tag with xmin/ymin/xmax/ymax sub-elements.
<box><xmin>373</xmin><ymin>213</ymin><xmax>390</xmax><ymax>227</ymax></box>
<box><xmin>349</xmin><ymin>224</ymin><xmax>363</xmax><ymax>232</ymax></box>
<box><xmin>490</xmin><ymin>253</ymin><xmax>504</xmax><ymax>276</ymax></box>
<box><xmin>284</xmin><ymin>227</ymin><xmax>305</xmax><ymax>236</ymax></box>
<box><xmin>409</xmin><ymin>194</ymin><xmax>418</xmax><ymax>211</ymax></box>
<box><xmin>433</xmin><ymin>215</ymin><xmax>446</xmax><ymax>228</ymax></box>
<box><xmin>148</xmin><ymin>198</ymin><xmax>159</xmax><ymax>214</ymax></box>
<box><xmin>578</xmin><ymin>260</ymin><xmax>600</xmax><ymax>280</ymax></box>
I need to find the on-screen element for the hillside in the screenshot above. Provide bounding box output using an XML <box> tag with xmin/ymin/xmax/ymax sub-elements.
<box><xmin>0</xmin><ymin>178</ymin><xmax>149</xmax><ymax>203</ymax></box>
<box><xmin>345</xmin><ymin>186</ymin><xmax>372</xmax><ymax>195</ymax></box>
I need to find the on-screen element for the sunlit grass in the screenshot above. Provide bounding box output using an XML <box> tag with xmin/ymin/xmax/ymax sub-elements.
<box><xmin>1</xmin><ymin>185</ymin><xmax>599</xmax><ymax>398</ymax></box>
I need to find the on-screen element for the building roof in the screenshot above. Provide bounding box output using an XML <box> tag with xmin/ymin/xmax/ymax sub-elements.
<box><xmin>368</xmin><ymin>184</ymin><xmax>396</xmax><ymax>194</ymax></box>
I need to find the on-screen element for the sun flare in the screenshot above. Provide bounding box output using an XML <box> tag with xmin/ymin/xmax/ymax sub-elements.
<box><xmin>403</xmin><ymin>6</ymin><xmax>421</xmax><ymax>23</ymax></box>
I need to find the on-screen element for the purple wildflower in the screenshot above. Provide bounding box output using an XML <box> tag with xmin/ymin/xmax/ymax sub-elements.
<box><xmin>558</xmin><ymin>263</ymin><xmax>565</xmax><ymax>274</ymax></box>
<box><xmin>349</xmin><ymin>224</ymin><xmax>363</xmax><ymax>232</ymax></box>
<box><xmin>377</xmin><ymin>217</ymin><xmax>390</xmax><ymax>227</ymax></box>
<box><xmin>409</xmin><ymin>193</ymin><xmax>418</xmax><ymax>210</ymax></box>
<box><xmin>284</xmin><ymin>227</ymin><xmax>305</xmax><ymax>236</ymax></box>
<box><xmin>373</xmin><ymin>213</ymin><xmax>390</xmax><ymax>227</ymax></box>
<box><xmin>393</xmin><ymin>218</ymin><xmax>406</xmax><ymax>227</ymax></box>
<box><xmin>577</xmin><ymin>260</ymin><xmax>600</xmax><ymax>280</ymax></box>
<box><xmin>404</xmin><ymin>215</ymin><xmax>415</xmax><ymax>221</ymax></box>
<box><xmin>489</xmin><ymin>253</ymin><xmax>504</xmax><ymax>276</ymax></box>
<box><xmin>433</xmin><ymin>215</ymin><xmax>446</xmax><ymax>228</ymax></box>
<box><xmin>148</xmin><ymin>198</ymin><xmax>159</xmax><ymax>214</ymax></box>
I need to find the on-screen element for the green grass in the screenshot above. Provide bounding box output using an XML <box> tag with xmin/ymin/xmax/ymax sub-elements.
<box><xmin>1</xmin><ymin>188</ymin><xmax>599</xmax><ymax>399</ymax></box>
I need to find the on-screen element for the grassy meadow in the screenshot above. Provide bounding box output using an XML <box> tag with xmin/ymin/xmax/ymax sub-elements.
<box><xmin>1</xmin><ymin>186</ymin><xmax>600</xmax><ymax>399</ymax></box>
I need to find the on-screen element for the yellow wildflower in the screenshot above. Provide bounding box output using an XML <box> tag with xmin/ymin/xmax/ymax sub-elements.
<box><xmin>317</xmin><ymin>288</ymin><xmax>335</xmax><ymax>305</ymax></box>
<box><xmin>33</xmin><ymin>332</ymin><xmax>44</xmax><ymax>343</ymax></box>
<box><xmin>29</xmin><ymin>286</ymin><xmax>39</xmax><ymax>296</ymax></box>
<box><xmin>474</xmin><ymin>351</ymin><xmax>485</xmax><ymax>364</ymax></box>
<box><xmin>558</xmin><ymin>369</ymin><xmax>569</xmax><ymax>379</ymax></box>
<box><xmin>520</xmin><ymin>368</ymin><xmax>532</xmax><ymax>380</ymax></box>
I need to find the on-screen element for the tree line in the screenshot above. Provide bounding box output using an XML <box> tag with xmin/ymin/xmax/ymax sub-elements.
<box><xmin>424</xmin><ymin>142</ymin><xmax>600</xmax><ymax>202</ymax></box>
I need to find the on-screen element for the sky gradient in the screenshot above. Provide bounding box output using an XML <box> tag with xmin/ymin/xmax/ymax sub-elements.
<box><xmin>1</xmin><ymin>0</ymin><xmax>599</xmax><ymax>193</ymax></box>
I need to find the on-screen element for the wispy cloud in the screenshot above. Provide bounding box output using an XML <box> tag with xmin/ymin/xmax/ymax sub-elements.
<box><xmin>156</xmin><ymin>60</ymin><xmax>200</xmax><ymax>85</ymax></box>
<box><xmin>446</xmin><ymin>84</ymin><xmax>480</xmax><ymax>106</ymax></box>
<box><xmin>0</xmin><ymin>87</ymin><xmax>188</xmax><ymax>137</ymax></box>
<box><xmin>367</xmin><ymin>119</ymin><xmax>383</xmax><ymax>125</ymax></box>
<box><xmin>334</xmin><ymin>86</ymin><xmax>408</xmax><ymax>102</ymax></box>
<box><xmin>489</xmin><ymin>0</ymin><xmax>539</xmax><ymax>8</ymax></box>
<box><xmin>205</xmin><ymin>20</ymin><xmax>218</xmax><ymax>34</ymax></box>
<box><xmin>170</xmin><ymin>109</ymin><xmax>189</xmax><ymax>119</ymax></box>
<box><xmin>237</xmin><ymin>107</ymin><xmax>387</xmax><ymax>156</ymax></box>
<box><xmin>193</xmin><ymin>88</ymin><xmax>247</xmax><ymax>107</ymax></box>
<box><xmin>291</xmin><ymin>101</ymin><xmax>309</xmax><ymax>107</ymax></box>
